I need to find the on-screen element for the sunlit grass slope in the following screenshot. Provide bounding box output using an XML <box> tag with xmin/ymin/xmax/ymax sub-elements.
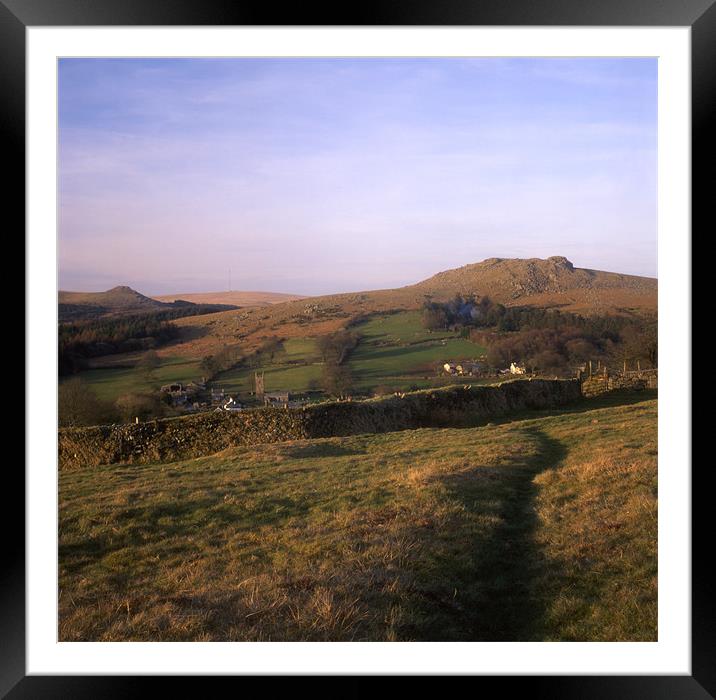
<box><xmin>348</xmin><ymin>311</ymin><xmax>485</xmax><ymax>390</ymax></box>
<box><xmin>59</xmin><ymin>391</ymin><xmax>657</xmax><ymax>641</ymax></box>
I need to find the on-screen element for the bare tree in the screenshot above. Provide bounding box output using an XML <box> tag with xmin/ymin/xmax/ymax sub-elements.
<box><xmin>137</xmin><ymin>350</ymin><xmax>161</xmax><ymax>382</ymax></box>
<box><xmin>115</xmin><ymin>392</ymin><xmax>162</xmax><ymax>422</ymax></box>
<box><xmin>59</xmin><ymin>377</ymin><xmax>114</xmax><ymax>427</ymax></box>
<box><xmin>321</xmin><ymin>362</ymin><xmax>354</xmax><ymax>399</ymax></box>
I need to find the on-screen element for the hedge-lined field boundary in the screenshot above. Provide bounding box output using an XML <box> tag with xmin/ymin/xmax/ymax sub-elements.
<box><xmin>58</xmin><ymin>379</ymin><xmax>582</xmax><ymax>470</ymax></box>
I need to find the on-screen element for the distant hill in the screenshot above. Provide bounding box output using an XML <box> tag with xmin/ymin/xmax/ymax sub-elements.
<box><xmin>411</xmin><ymin>256</ymin><xmax>657</xmax><ymax>314</ymax></box>
<box><xmin>60</xmin><ymin>258</ymin><xmax>656</xmax><ymax>360</ymax></box>
<box><xmin>159</xmin><ymin>256</ymin><xmax>656</xmax><ymax>362</ymax></box>
<box><xmin>152</xmin><ymin>290</ymin><xmax>306</xmax><ymax>307</ymax></box>
<box><xmin>58</xmin><ymin>285</ymin><xmax>237</xmax><ymax>322</ymax></box>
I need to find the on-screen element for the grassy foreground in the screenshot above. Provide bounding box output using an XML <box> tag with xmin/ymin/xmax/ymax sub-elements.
<box><xmin>58</xmin><ymin>391</ymin><xmax>657</xmax><ymax>641</ymax></box>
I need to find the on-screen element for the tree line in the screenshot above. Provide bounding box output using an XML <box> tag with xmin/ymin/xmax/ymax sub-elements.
<box><xmin>59</xmin><ymin>376</ymin><xmax>174</xmax><ymax>428</ymax></box>
<box><xmin>59</xmin><ymin>315</ymin><xmax>180</xmax><ymax>375</ymax></box>
<box><xmin>318</xmin><ymin>330</ymin><xmax>360</xmax><ymax>398</ymax></box>
<box><xmin>59</xmin><ymin>304</ymin><xmax>240</xmax><ymax>375</ymax></box>
<box><xmin>199</xmin><ymin>337</ymin><xmax>285</xmax><ymax>383</ymax></box>
<box><xmin>423</xmin><ymin>294</ymin><xmax>657</xmax><ymax>372</ymax></box>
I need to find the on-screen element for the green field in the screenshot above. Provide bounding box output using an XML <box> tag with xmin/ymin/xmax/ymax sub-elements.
<box><xmin>214</xmin><ymin>311</ymin><xmax>486</xmax><ymax>397</ymax></box>
<box><xmin>70</xmin><ymin>356</ymin><xmax>203</xmax><ymax>403</ymax></box>
<box><xmin>215</xmin><ymin>362</ymin><xmax>323</xmax><ymax>395</ymax></box>
<box><xmin>347</xmin><ymin>311</ymin><xmax>485</xmax><ymax>391</ymax></box>
<box><xmin>71</xmin><ymin>312</ymin><xmax>487</xmax><ymax>403</ymax></box>
<box><xmin>354</xmin><ymin>310</ymin><xmax>456</xmax><ymax>344</ymax></box>
<box><xmin>58</xmin><ymin>390</ymin><xmax>657</xmax><ymax>641</ymax></box>
<box><xmin>213</xmin><ymin>337</ymin><xmax>323</xmax><ymax>396</ymax></box>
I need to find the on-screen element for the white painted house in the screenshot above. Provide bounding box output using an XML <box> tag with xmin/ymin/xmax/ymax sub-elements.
<box><xmin>215</xmin><ymin>396</ymin><xmax>243</xmax><ymax>412</ymax></box>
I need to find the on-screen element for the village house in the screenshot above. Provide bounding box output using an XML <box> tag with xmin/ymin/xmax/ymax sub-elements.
<box><xmin>159</xmin><ymin>382</ymin><xmax>189</xmax><ymax>405</ymax></box>
<box><xmin>509</xmin><ymin>362</ymin><xmax>526</xmax><ymax>375</ymax></box>
<box><xmin>160</xmin><ymin>381</ymin><xmax>205</xmax><ymax>407</ymax></box>
<box><xmin>264</xmin><ymin>391</ymin><xmax>291</xmax><ymax>407</ymax></box>
<box><xmin>160</xmin><ymin>382</ymin><xmax>183</xmax><ymax>394</ymax></box>
<box><xmin>443</xmin><ymin>361</ymin><xmax>487</xmax><ymax>377</ymax></box>
<box><xmin>215</xmin><ymin>396</ymin><xmax>243</xmax><ymax>412</ymax></box>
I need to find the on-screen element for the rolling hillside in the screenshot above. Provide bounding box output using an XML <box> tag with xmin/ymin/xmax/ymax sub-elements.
<box><xmin>165</xmin><ymin>256</ymin><xmax>657</xmax><ymax>359</ymax></box>
<box><xmin>66</xmin><ymin>257</ymin><xmax>657</xmax><ymax>402</ymax></box>
<box><xmin>412</xmin><ymin>256</ymin><xmax>657</xmax><ymax>314</ymax></box>
<box><xmin>58</xmin><ymin>285</ymin><xmax>238</xmax><ymax>322</ymax></box>
<box><xmin>152</xmin><ymin>290</ymin><xmax>306</xmax><ymax>307</ymax></box>
<box><xmin>59</xmin><ymin>286</ymin><xmax>166</xmax><ymax>321</ymax></box>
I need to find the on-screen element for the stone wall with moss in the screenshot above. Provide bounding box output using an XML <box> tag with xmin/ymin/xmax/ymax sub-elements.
<box><xmin>58</xmin><ymin>378</ymin><xmax>582</xmax><ymax>470</ymax></box>
<box><xmin>581</xmin><ymin>372</ymin><xmax>656</xmax><ymax>397</ymax></box>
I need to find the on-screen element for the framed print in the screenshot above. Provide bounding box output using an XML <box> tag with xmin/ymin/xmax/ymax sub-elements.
<box><xmin>6</xmin><ymin>0</ymin><xmax>706</xmax><ymax>695</ymax></box>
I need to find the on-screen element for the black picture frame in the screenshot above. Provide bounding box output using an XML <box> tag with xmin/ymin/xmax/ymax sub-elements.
<box><xmin>6</xmin><ymin>0</ymin><xmax>705</xmax><ymax>695</ymax></box>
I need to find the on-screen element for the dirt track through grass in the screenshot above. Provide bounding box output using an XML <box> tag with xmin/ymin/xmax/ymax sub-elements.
<box><xmin>59</xmin><ymin>390</ymin><xmax>657</xmax><ymax>641</ymax></box>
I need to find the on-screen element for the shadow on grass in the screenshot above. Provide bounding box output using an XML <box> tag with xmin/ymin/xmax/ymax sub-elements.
<box><xmin>172</xmin><ymin>324</ymin><xmax>208</xmax><ymax>343</ymax></box>
<box><xmin>281</xmin><ymin>442</ymin><xmax>366</xmax><ymax>459</ymax></box>
<box><xmin>405</xmin><ymin>427</ymin><xmax>567</xmax><ymax>641</ymax></box>
<box><xmin>472</xmin><ymin>389</ymin><xmax>657</xmax><ymax>431</ymax></box>
<box><xmin>59</xmin><ymin>493</ymin><xmax>315</xmax><ymax>575</ymax></box>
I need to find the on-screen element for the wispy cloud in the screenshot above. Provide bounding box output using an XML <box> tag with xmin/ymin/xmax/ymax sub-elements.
<box><xmin>58</xmin><ymin>58</ymin><xmax>657</xmax><ymax>294</ymax></box>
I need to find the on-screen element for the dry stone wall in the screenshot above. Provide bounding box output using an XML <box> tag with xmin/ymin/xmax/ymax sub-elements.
<box><xmin>58</xmin><ymin>378</ymin><xmax>582</xmax><ymax>470</ymax></box>
<box><xmin>580</xmin><ymin>371</ymin><xmax>657</xmax><ymax>397</ymax></box>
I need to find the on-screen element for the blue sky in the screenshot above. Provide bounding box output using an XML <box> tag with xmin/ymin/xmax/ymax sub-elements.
<box><xmin>58</xmin><ymin>58</ymin><xmax>657</xmax><ymax>295</ymax></box>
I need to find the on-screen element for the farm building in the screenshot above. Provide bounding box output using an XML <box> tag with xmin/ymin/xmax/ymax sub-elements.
<box><xmin>215</xmin><ymin>396</ymin><xmax>243</xmax><ymax>412</ymax></box>
<box><xmin>510</xmin><ymin>362</ymin><xmax>526</xmax><ymax>375</ymax></box>
<box><xmin>444</xmin><ymin>361</ymin><xmax>487</xmax><ymax>377</ymax></box>
<box><xmin>159</xmin><ymin>382</ymin><xmax>189</xmax><ymax>406</ymax></box>
<box><xmin>264</xmin><ymin>391</ymin><xmax>291</xmax><ymax>407</ymax></box>
<box><xmin>160</xmin><ymin>381</ymin><xmax>205</xmax><ymax>407</ymax></box>
<box><xmin>160</xmin><ymin>382</ymin><xmax>184</xmax><ymax>394</ymax></box>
